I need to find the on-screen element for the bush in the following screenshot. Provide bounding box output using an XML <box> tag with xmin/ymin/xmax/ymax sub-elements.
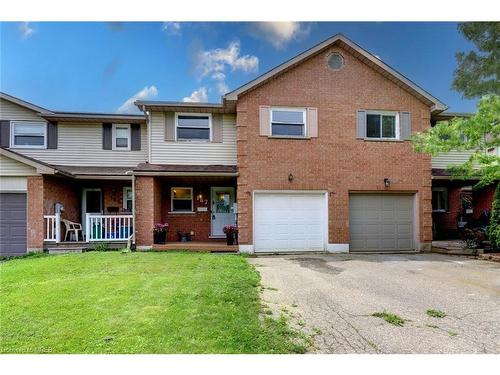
<box><xmin>487</xmin><ymin>184</ymin><xmax>500</xmax><ymax>250</ymax></box>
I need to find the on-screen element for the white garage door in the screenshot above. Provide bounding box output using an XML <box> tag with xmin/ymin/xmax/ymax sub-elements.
<box><xmin>349</xmin><ymin>194</ymin><xmax>415</xmax><ymax>252</ymax></box>
<box><xmin>254</xmin><ymin>192</ymin><xmax>327</xmax><ymax>253</ymax></box>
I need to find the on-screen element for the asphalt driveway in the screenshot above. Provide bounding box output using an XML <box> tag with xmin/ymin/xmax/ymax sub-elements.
<box><xmin>249</xmin><ymin>253</ymin><xmax>500</xmax><ymax>353</ymax></box>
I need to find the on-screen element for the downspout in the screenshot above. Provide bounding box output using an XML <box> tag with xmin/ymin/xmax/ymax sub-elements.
<box><xmin>125</xmin><ymin>171</ymin><xmax>136</xmax><ymax>248</ymax></box>
<box><xmin>142</xmin><ymin>105</ymin><xmax>152</xmax><ymax>163</ymax></box>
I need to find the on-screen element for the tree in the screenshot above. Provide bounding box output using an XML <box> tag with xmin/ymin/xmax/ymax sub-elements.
<box><xmin>489</xmin><ymin>185</ymin><xmax>500</xmax><ymax>248</ymax></box>
<box><xmin>452</xmin><ymin>22</ymin><xmax>500</xmax><ymax>99</ymax></box>
<box><xmin>412</xmin><ymin>95</ymin><xmax>499</xmax><ymax>189</ymax></box>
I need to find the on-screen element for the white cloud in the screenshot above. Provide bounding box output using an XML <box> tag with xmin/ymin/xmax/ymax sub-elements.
<box><xmin>193</xmin><ymin>41</ymin><xmax>258</xmax><ymax>98</ymax></box>
<box><xmin>162</xmin><ymin>22</ymin><xmax>181</xmax><ymax>35</ymax></box>
<box><xmin>19</xmin><ymin>22</ymin><xmax>35</xmax><ymax>39</ymax></box>
<box><xmin>251</xmin><ymin>22</ymin><xmax>310</xmax><ymax>49</ymax></box>
<box><xmin>117</xmin><ymin>85</ymin><xmax>158</xmax><ymax>113</ymax></box>
<box><xmin>182</xmin><ymin>87</ymin><xmax>208</xmax><ymax>103</ymax></box>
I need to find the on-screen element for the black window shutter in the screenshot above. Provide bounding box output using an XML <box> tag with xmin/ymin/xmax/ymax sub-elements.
<box><xmin>131</xmin><ymin>123</ymin><xmax>141</xmax><ymax>151</ymax></box>
<box><xmin>47</xmin><ymin>121</ymin><xmax>58</xmax><ymax>149</ymax></box>
<box><xmin>102</xmin><ymin>123</ymin><xmax>112</xmax><ymax>150</ymax></box>
<box><xmin>0</xmin><ymin>120</ymin><xmax>10</xmax><ymax>147</ymax></box>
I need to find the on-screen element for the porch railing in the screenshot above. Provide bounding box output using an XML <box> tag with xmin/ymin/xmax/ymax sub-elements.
<box><xmin>44</xmin><ymin>213</ymin><xmax>61</xmax><ymax>242</ymax></box>
<box><xmin>85</xmin><ymin>214</ymin><xmax>134</xmax><ymax>242</ymax></box>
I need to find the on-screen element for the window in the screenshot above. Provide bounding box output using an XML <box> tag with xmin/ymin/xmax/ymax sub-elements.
<box><xmin>366</xmin><ymin>112</ymin><xmax>399</xmax><ymax>139</ymax></box>
<box><xmin>10</xmin><ymin>122</ymin><xmax>46</xmax><ymax>148</ymax></box>
<box><xmin>176</xmin><ymin>114</ymin><xmax>211</xmax><ymax>141</ymax></box>
<box><xmin>123</xmin><ymin>187</ymin><xmax>133</xmax><ymax>212</ymax></box>
<box><xmin>171</xmin><ymin>187</ymin><xmax>193</xmax><ymax>212</ymax></box>
<box><xmin>432</xmin><ymin>188</ymin><xmax>448</xmax><ymax>212</ymax></box>
<box><xmin>112</xmin><ymin>124</ymin><xmax>131</xmax><ymax>150</ymax></box>
<box><xmin>271</xmin><ymin>108</ymin><xmax>306</xmax><ymax>137</ymax></box>
<box><xmin>327</xmin><ymin>52</ymin><xmax>344</xmax><ymax>70</ymax></box>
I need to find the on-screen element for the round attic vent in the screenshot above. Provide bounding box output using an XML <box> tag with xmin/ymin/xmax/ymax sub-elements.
<box><xmin>327</xmin><ymin>53</ymin><xmax>344</xmax><ymax>70</ymax></box>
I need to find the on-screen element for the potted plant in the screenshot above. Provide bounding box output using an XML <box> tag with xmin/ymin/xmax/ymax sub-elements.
<box><xmin>153</xmin><ymin>223</ymin><xmax>169</xmax><ymax>244</ymax></box>
<box><xmin>223</xmin><ymin>225</ymin><xmax>238</xmax><ymax>246</ymax></box>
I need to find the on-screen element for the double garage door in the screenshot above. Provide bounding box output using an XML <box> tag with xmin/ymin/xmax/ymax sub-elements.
<box><xmin>253</xmin><ymin>191</ymin><xmax>415</xmax><ymax>253</ymax></box>
<box><xmin>0</xmin><ymin>193</ymin><xmax>27</xmax><ymax>257</ymax></box>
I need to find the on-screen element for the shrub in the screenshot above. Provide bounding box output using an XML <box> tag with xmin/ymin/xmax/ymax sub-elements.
<box><xmin>487</xmin><ymin>184</ymin><xmax>500</xmax><ymax>249</ymax></box>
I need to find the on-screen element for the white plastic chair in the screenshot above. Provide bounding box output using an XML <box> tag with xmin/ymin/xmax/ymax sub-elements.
<box><xmin>62</xmin><ymin>219</ymin><xmax>83</xmax><ymax>242</ymax></box>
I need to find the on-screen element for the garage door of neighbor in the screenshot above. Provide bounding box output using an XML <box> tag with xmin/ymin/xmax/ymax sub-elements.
<box><xmin>0</xmin><ymin>193</ymin><xmax>27</xmax><ymax>257</ymax></box>
<box><xmin>349</xmin><ymin>194</ymin><xmax>414</xmax><ymax>252</ymax></box>
<box><xmin>254</xmin><ymin>192</ymin><xmax>327</xmax><ymax>253</ymax></box>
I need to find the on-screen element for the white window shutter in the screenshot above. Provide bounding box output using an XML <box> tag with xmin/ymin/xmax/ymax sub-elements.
<box><xmin>307</xmin><ymin>107</ymin><xmax>318</xmax><ymax>138</ymax></box>
<box><xmin>356</xmin><ymin>110</ymin><xmax>366</xmax><ymax>139</ymax></box>
<box><xmin>259</xmin><ymin>106</ymin><xmax>270</xmax><ymax>136</ymax></box>
<box><xmin>400</xmin><ymin>111</ymin><xmax>412</xmax><ymax>140</ymax></box>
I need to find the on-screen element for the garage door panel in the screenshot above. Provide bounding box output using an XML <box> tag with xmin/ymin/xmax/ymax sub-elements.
<box><xmin>254</xmin><ymin>193</ymin><xmax>326</xmax><ymax>252</ymax></box>
<box><xmin>0</xmin><ymin>193</ymin><xmax>27</xmax><ymax>256</ymax></box>
<box><xmin>350</xmin><ymin>194</ymin><xmax>414</xmax><ymax>252</ymax></box>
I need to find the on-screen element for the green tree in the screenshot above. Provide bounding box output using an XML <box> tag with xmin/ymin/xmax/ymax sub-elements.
<box><xmin>452</xmin><ymin>22</ymin><xmax>500</xmax><ymax>98</ymax></box>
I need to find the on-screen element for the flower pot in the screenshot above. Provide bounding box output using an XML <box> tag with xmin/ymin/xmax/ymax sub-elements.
<box><xmin>154</xmin><ymin>231</ymin><xmax>167</xmax><ymax>244</ymax></box>
<box><xmin>226</xmin><ymin>233</ymin><xmax>234</xmax><ymax>246</ymax></box>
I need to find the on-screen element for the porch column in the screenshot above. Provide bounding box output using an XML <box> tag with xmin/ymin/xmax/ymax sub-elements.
<box><xmin>27</xmin><ymin>176</ymin><xmax>44</xmax><ymax>252</ymax></box>
<box><xmin>135</xmin><ymin>176</ymin><xmax>161</xmax><ymax>249</ymax></box>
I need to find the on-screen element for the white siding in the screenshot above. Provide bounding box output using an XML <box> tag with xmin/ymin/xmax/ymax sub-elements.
<box><xmin>0</xmin><ymin>154</ymin><xmax>38</xmax><ymax>176</ymax></box>
<box><xmin>150</xmin><ymin>112</ymin><xmax>237</xmax><ymax>165</ymax></box>
<box><xmin>9</xmin><ymin>122</ymin><xmax>148</xmax><ymax>167</ymax></box>
<box><xmin>0</xmin><ymin>99</ymin><xmax>44</xmax><ymax>122</ymax></box>
<box><xmin>0</xmin><ymin>176</ymin><xmax>28</xmax><ymax>192</ymax></box>
<box><xmin>431</xmin><ymin>150</ymin><xmax>476</xmax><ymax>169</ymax></box>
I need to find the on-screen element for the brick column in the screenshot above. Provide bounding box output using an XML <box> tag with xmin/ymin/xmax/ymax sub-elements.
<box><xmin>135</xmin><ymin>176</ymin><xmax>160</xmax><ymax>249</ymax></box>
<box><xmin>27</xmin><ymin>176</ymin><xmax>44</xmax><ymax>252</ymax></box>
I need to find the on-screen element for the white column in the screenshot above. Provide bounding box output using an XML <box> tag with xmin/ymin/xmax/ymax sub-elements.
<box><xmin>85</xmin><ymin>213</ymin><xmax>91</xmax><ymax>242</ymax></box>
<box><xmin>55</xmin><ymin>213</ymin><xmax>61</xmax><ymax>243</ymax></box>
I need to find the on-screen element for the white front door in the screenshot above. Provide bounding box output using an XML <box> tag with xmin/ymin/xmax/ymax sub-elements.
<box><xmin>211</xmin><ymin>187</ymin><xmax>236</xmax><ymax>237</ymax></box>
<box><xmin>82</xmin><ymin>188</ymin><xmax>103</xmax><ymax>234</ymax></box>
<box><xmin>254</xmin><ymin>192</ymin><xmax>327</xmax><ymax>252</ymax></box>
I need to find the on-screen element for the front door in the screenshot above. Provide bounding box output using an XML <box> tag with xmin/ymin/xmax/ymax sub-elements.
<box><xmin>211</xmin><ymin>187</ymin><xmax>236</xmax><ymax>237</ymax></box>
<box><xmin>82</xmin><ymin>188</ymin><xmax>103</xmax><ymax>234</ymax></box>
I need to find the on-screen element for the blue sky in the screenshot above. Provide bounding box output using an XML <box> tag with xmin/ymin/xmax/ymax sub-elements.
<box><xmin>0</xmin><ymin>22</ymin><xmax>478</xmax><ymax>114</ymax></box>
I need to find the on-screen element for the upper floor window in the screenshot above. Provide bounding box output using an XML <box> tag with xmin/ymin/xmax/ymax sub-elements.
<box><xmin>176</xmin><ymin>113</ymin><xmax>211</xmax><ymax>141</ymax></box>
<box><xmin>432</xmin><ymin>187</ymin><xmax>448</xmax><ymax>212</ymax></box>
<box><xmin>10</xmin><ymin>121</ymin><xmax>46</xmax><ymax>148</ymax></box>
<box><xmin>271</xmin><ymin>108</ymin><xmax>306</xmax><ymax>137</ymax></box>
<box><xmin>112</xmin><ymin>124</ymin><xmax>131</xmax><ymax>150</ymax></box>
<box><xmin>366</xmin><ymin>111</ymin><xmax>399</xmax><ymax>140</ymax></box>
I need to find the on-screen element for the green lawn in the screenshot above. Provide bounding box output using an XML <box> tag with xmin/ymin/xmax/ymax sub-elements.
<box><xmin>0</xmin><ymin>251</ymin><xmax>306</xmax><ymax>354</ymax></box>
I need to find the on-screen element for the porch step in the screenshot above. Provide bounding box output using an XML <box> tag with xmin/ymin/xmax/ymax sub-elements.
<box><xmin>152</xmin><ymin>242</ymin><xmax>238</xmax><ymax>253</ymax></box>
<box><xmin>44</xmin><ymin>241</ymin><xmax>127</xmax><ymax>254</ymax></box>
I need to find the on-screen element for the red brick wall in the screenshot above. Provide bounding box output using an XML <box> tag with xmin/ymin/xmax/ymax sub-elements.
<box><xmin>473</xmin><ymin>182</ymin><xmax>497</xmax><ymax>219</ymax></box>
<box><xmin>43</xmin><ymin>176</ymin><xmax>80</xmax><ymax>222</ymax></box>
<box><xmin>432</xmin><ymin>181</ymin><xmax>463</xmax><ymax>239</ymax></box>
<box><xmin>27</xmin><ymin>176</ymin><xmax>44</xmax><ymax>251</ymax></box>
<box><xmin>235</xmin><ymin>45</ymin><xmax>433</xmax><ymax>248</ymax></box>
<box><xmin>134</xmin><ymin>176</ymin><xmax>157</xmax><ymax>247</ymax></box>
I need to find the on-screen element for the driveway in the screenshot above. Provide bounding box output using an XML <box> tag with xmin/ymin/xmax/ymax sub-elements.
<box><xmin>249</xmin><ymin>253</ymin><xmax>500</xmax><ymax>353</ymax></box>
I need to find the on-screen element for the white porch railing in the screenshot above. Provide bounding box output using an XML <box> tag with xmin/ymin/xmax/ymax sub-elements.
<box><xmin>44</xmin><ymin>213</ymin><xmax>61</xmax><ymax>242</ymax></box>
<box><xmin>85</xmin><ymin>214</ymin><xmax>134</xmax><ymax>242</ymax></box>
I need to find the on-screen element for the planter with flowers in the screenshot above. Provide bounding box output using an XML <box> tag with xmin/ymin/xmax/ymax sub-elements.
<box><xmin>153</xmin><ymin>223</ymin><xmax>169</xmax><ymax>244</ymax></box>
<box><xmin>222</xmin><ymin>225</ymin><xmax>238</xmax><ymax>246</ymax></box>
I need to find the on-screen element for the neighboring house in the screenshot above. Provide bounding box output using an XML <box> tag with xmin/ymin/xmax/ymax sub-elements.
<box><xmin>0</xmin><ymin>34</ymin><xmax>496</xmax><ymax>256</ymax></box>
<box><xmin>430</xmin><ymin>112</ymin><xmax>498</xmax><ymax>239</ymax></box>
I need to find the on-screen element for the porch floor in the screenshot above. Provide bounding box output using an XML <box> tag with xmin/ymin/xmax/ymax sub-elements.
<box><xmin>152</xmin><ymin>242</ymin><xmax>238</xmax><ymax>253</ymax></box>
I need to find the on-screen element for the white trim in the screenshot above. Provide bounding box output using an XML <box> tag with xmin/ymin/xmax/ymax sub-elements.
<box><xmin>252</xmin><ymin>190</ymin><xmax>329</xmax><ymax>253</ymax></box>
<box><xmin>269</xmin><ymin>107</ymin><xmax>307</xmax><ymax>137</ymax></box>
<box><xmin>112</xmin><ymin>123</ymin><xmax>131</xmax><ymax>151</ymax></box>
<box><xmin>170</xmin><ymin>187</ymin><xmax>193</xmax><ymax>213</ymax></box>
<box><xmin>82</xmin><ymin>188</ymin><xmax>103</xmax><ymax>235</ymax></box>
<box><xmin>174</xmin><ymin>112</ymin><xmax>212</xmax><ymax>142</ymax></box>
<box><xmin>365</xmin><ymin>111</ymin><xmax>400</xmax><ymax>140</ymax></box>
<box><xmin>10</xmin><ymin>121</ymin><xmax>47</xmax><ymax>149</ymax></box>
<box><xmin>123</xmin><ymin>186</ymin><xmax>133</xmax><ymax>210</ymax></box>
<box><xmin>327</xmin><ymin>243</ymin><xmax>349</xmax><ymax>253</ymax></box>
<box><xmin>210</xmin><ymin>186</ymin><xmax>236</xmax><ymax>237</ymax></box>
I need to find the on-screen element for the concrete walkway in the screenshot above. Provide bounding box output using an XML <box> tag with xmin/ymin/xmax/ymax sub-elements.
<box><xmin>249</xmin><ymin>253</ymin><xmax>500</xmax><ymax>353</ymax></box>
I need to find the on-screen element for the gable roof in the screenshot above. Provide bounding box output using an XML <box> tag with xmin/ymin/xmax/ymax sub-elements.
<box><xmin>224</xmin><ymin>34</ymin><xmax>447</xmax><ymax>113</ymax></box>
<box><xmin>0</xmin><ymin>92</ymin><xmax>53</xmax><ymax>114</ymax></box>
<box><xmin>0</xmin><ymin>147</ymin><xmax>69</xmax><ymax>176</ymax></box>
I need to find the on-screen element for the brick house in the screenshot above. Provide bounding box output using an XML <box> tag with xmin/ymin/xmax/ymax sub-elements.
<box><xmin>0</xmin><ymin>34</ymin><xmax>497</xmax><ymax>256</ymax></box>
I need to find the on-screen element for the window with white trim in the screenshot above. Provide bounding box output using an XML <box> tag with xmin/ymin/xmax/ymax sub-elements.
<box><xmin>176</xmin><ymin>114</ymin><xmax>211</xmax><ymax>141</ymax></box>
<box><xmin>366</xmin><ymin>111</ymin><xmax>399</xmax><ymax>139</ymax></box>
<box><xmin>270</xmin><ymin>108</ymin><xmax>306</xmax><ymax>137</ymax></box>
<box><xmin>123</xmin><ymin>187</ymin><xmax>133</xmax><ymax>212</ymax></box>
<box><xmin>10</xmin><ymin>122</ymin><xmax>47</xmax><ymax>148</ymax></box>
<box><xmin>112</xmin><ymin>124</ymin><xmax>131</xmax><ymax>150</ymax></box>
<box><xmin>171</xmin><ymin>187</ymin><xmax>193</xmax><ymax>212</ymax></box>
<box><xmin>432</xmin><ymin>187</ymin><xmax>448</xmax><ymax>212</ymax></box>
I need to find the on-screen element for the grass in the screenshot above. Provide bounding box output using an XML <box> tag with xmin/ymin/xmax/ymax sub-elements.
<box><xmin>371</xmin><ymin>311</ymin><xmax>406</xmax><ymax>326</ymax></box>
<box><xmin>426</xmin><ymin>309</ymin><xmax>447</xmax><ymax>318</ymax></box>
<box><xmin>0</xmin><ymin>251</ymin><xmax>308</xmax><ymax>354</ymax></box>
